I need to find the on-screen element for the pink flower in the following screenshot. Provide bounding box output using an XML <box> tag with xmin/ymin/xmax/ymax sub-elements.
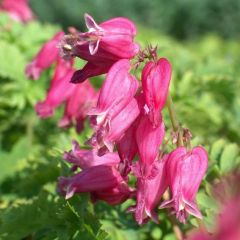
<box><xmin>189</xmin><ymin>197</ymin><xmax>240</xmax><ymax>240</ymax></box>
<box><xmin>129</xmin><ymin>156</ymin><xmax>168</xmax><ymax>224</ymax></box>
<box><xmin>86</xmin><ymin>59</ymin><xmax>139</xmax><ymax>154</ymax></box>
<box><xmin>135</xmin><ymin>114</ymin><xmax>165</xmax><ymax>177</ymax></box>
<box><xmin>61</xmin><ymin>140</ymin><xmax>132</xmax><ymax>205</ymax></box>
<box><xmin>58</xmin><ymin>165</ymin><xmax>124</xmax><ymax>199</ymax></box>
<box><xmin>25</xmin><ymin>31</ymin><xmax>65</xmax><ymax>80</ymax></box>
<box><xmin>58</xmin><ymin>79</ymin><xmax>98</xmax><ymax>133</ymax></box>
<box><xmin>89</xmin><ymin>59</ymin><xmax>138</xmax><ymax>126</ymax></box>
<box><xmin>142</xmin><ymin>58</ymin><xmax>172</xmax><ymax>127</ymax></box>
<box><xmin>63</xmin><ymin>140</ymin><xmax>120</xmax><ymax>170</ymax></box>
<box><xmin>60</xmin><ymin>14</ymin><xmax>139</xmax><ymax>83</ymax></box>
<box><xmin>88</xmin><ymin>96</ymin><xmax>140</xmax><ymax>156</ymax></box>
<box><xmin>160</xmin><ymin>146</ymin><xmax>208</xmax><ymax>223</ymax></box>
<box><xmin>35</xmin><ymin>58</ymin><xmax>75</xmax><ymax>118</ymax></box>
<box><xmin>0</xmin><ymin>0</ymin><xmax>34</xmax><ymax>23</ymax></box>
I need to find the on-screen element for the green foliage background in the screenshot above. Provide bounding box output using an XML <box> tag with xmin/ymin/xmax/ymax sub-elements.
<box><xmin>30</xmin><ymin>0</ymin><xmax>240</xmax><ymax>39</ymax></box>
<box><xmin>0</xmin><ymin>9</ymin><xmax>240</xmax><ymax>240</ymax></box>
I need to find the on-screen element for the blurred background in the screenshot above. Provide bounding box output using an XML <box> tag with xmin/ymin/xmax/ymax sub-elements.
<box><xmin>30</xmin><ymin>0</ymin><xmax>240</xmax><ymax>39</ymax></box>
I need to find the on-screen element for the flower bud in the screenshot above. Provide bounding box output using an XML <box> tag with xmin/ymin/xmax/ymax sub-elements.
<box><xmin>25</xmin><ymin>32</ymin><xmax>64</xmax><ymax>80</ymax></box>
<box><xmin>35</xmin><ymin>58</ymin><xmax>75</xmax><ymax>118</ymax></box>
<box><xmin>142</xmin><ymin>58</ymin><xmax>172</xmax><ymax>126</ymax></box>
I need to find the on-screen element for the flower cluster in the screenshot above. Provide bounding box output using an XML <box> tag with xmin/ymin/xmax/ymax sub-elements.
<box><xmin>25</xmin><ymin>14</ymin><xmax>208</xmax><ymax>225</ymax></box>
<box><xmin>25</xmin><ymin>31</ymin><xmax>98</xmax><ymax>133</ymax></box>
<box><xmin>0</xmin><ymin>0</ymin><xmax>34</xmax><ymax>23</ymax></box>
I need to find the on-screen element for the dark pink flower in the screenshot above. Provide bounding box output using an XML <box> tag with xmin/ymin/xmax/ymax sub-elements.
<box><xmin>58</xmin><ymin>79</ymin><xmax>98</xmax><ymax>133</ymax></box>
<box><xmin>88</xmin><ymin>96</ymin><xmax>140</xmax><ymax>155</ymax></box>
<box><xmin>129</xmin><ymin>156</ymin><xmax>168</xmax><ymax>224</ymax></box>
<box><xmin>86</xmin><ymin>59</ymin><xmax>139</xmax><ymax>154</ymax></box>
<box><xmin>63</xmin><ymin>140</ymin><xmax>120</xmax><ymax>170</ymax></box>
<box><xmin>61</xmin><ymin>140</ymin><xmax>132</xmax><ymax>205</ymax></box>
<box><xmin>60</xmin><ymin>14</ymin><xmax>139</xmax><ymax>83</ymax></box>
<box><xmin>142</xmin><ymin>58</ymin><xmax>172</xmax><ymax>127</ymax></box>
<box><xmin>88</xmin><ymin>60</ymin><xmax>138</xmax><ymax>123</ymax></box>
<box><xmin>160</xmin><ymin>146</ymin><xmax>208</xmax><ymax>223</ymax></box>
<box><xmin>25</xmin><ymin>31</ymin><xmax>65</xmax><ymax>80</ymax></box>
<box><xmin>58</xmin><ymin>165</ymin><xmax>124</xmax><ymax>199</ymax></box>
<box><xmin>0</xmin><ymin>0</ymin><xmax>34</xmax><ymax>23</ymax></box>
<box><xmin>135</xmin><ymin>114</ymin><xmax>165</xmax><ymax>177</ymax></box>
<box><xmin>35</xmin><ymin>58</ymin><xmax>75</xmax><ymax>118</ymax></box>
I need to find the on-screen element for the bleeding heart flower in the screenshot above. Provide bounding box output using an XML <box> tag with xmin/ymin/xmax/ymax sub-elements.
<box><xmin>88</xmin><ymin>96</ymin><xmax>140</xmax><ymax>156</ymax></box>
<box><xmin>128</xmin><ymin>155</ymin><xmax>168</xmax><ymax>224</ymax></box>
<box><xmin>58</xmin><ymin>165</ymin><xmax>124</xmax><ymax>199</ymax></box>
<box><xmin>59</xmin><ymin>14</ymin><xmax>139</xmax><ymax>83</ymax></box>
<box><xmin>63</xmin><ymin>140</ymin><xmax>120</xmax><ymax>170</ymax></box>
<box><xmin>160</xmin><ymin>146</ymin><xmax>208</xmax><ymax>223</ymax></box>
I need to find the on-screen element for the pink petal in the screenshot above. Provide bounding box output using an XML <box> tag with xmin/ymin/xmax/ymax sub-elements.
<box><xmin>142</xmin><ymin>58</ymin><xmax>172</xmax><ymax>126</ymax></box>
<box><xmin>84</xmin><ymin>13</ymin><xmax>102</xmax><ymax>31</ymax></box>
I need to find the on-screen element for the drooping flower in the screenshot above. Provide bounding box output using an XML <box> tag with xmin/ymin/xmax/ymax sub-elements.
<box><xmin>63</xmin><ymin>140</ymin><xmax>120</xmax><ymax>170</ymax></box>
<box><xmin>141</xmin><ymin>58</ymin><xmax>172</xmax><ymax>127</ymax></box>
<box><xmin>35</xmin><ymin>58</ymin><xmax>75</xmax><ymax>118</ymax></box>
<box><xmin>58</xmin><ymin>165</ymin><xmax>124</xmax><ymax>199</ymax></box>
<box><xmin>0</xmin><ymin>0</ymin><xmax>34</xmax><ymax>23</ymax></box>
<box><xmin>59</xmin><ymin>14</ymin><xmax>139</xmax><ymax>83</ymax></box>
<box><xmin>89</xmin><ymin>59</ymin><xmax>138</xmax><ymax>123</ymax></box>
<box><xmin>135</xmin><ymin>114</ymin><xmax>165</xmax><ymax>177</ymax></box>
<box><xmin>88</xmin><ymin>96</ymin><xmax>140</xmax><ymax>155</ymax></box>
<box><xmin>160</xmin><ymin>146</ymin><xmax>208</xmax><ymax>223</ymax></box>
<box><xmin>86</xmin><ymin>59</ymin><xmax>139</xmax><ymax>155</ymax></box>
<box><xmin>58</xmin><ymin>79</ymin><xmax>98</xmax><ymax>133</ymax></box>
<box><xmin>129</xmin><ymin>156</ymin><xmax>168</xmax><ymax>224</ymax></box>
<box><xmin>61</xmin><ymin>140</ymin><xmax>132</xmax><ymax>204</ymax></box>
<box><xmin>25</xmin><ymin>31</ymin><xmax>65</xmax><ymax>80</ymax></box>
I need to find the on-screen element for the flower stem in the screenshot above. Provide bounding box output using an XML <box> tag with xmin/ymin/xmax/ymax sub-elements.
<box><xmin>166</xmin><ymin>94</ymin><xmax>179</xmax><ymax>132</ymax></box>
<box><xmin>166</xmin><ymin>94</ymin><xmax>184</xmax><ymax>147</ymax></box>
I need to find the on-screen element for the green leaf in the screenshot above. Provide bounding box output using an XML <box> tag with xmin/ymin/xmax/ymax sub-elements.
<box><xmin>220</xmin><ymin>143</ymin><xmax>239</xmax><ymax>173</ymax></box>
